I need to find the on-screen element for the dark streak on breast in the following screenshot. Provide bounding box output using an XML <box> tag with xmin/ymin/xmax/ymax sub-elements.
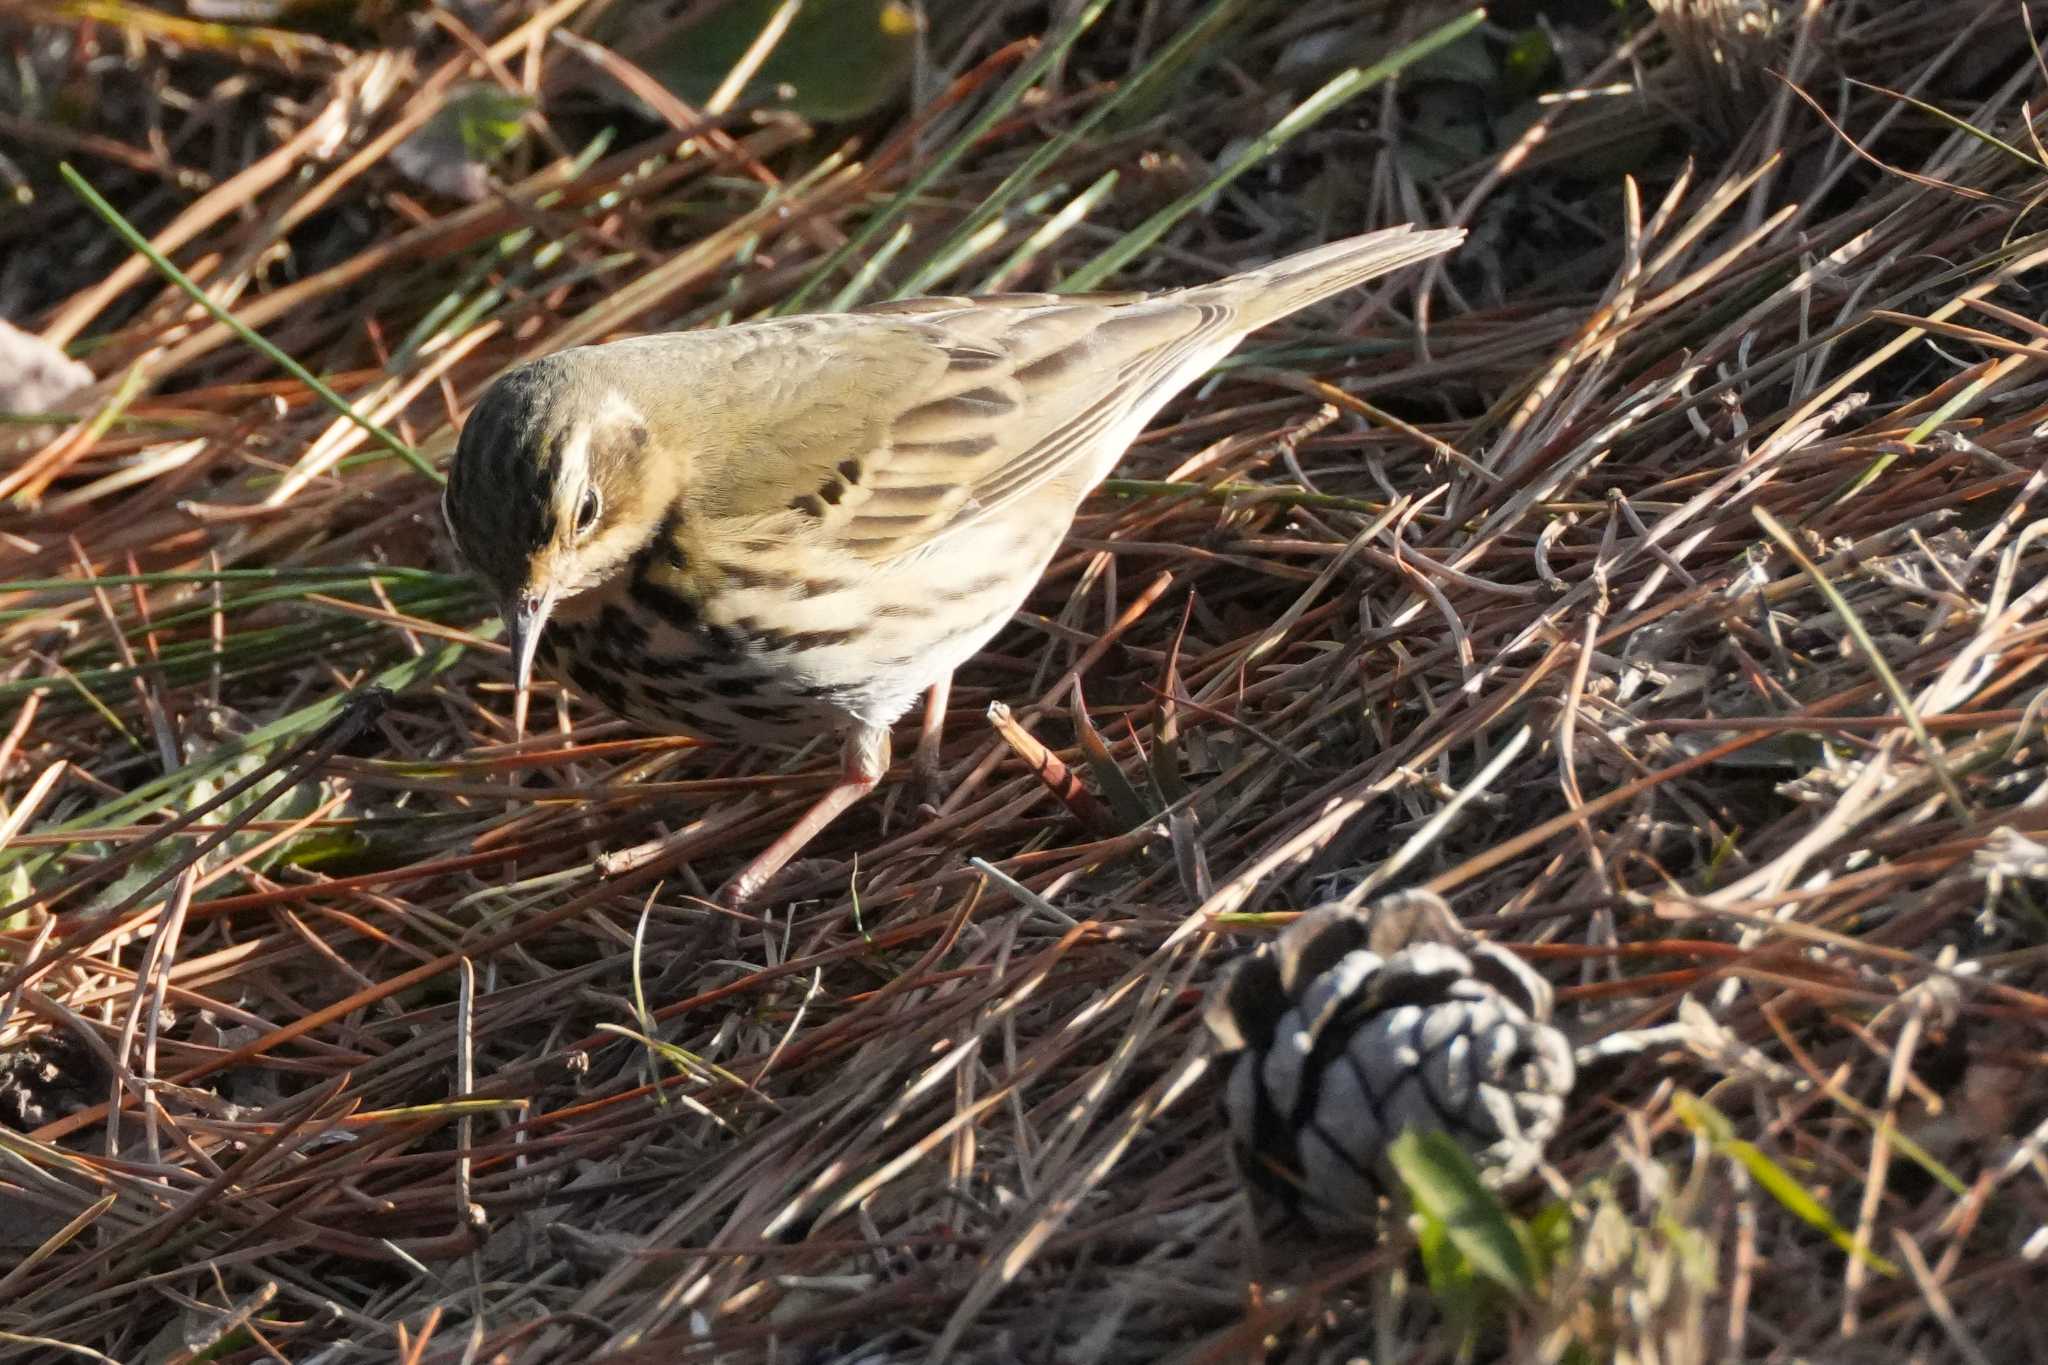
<box><xmin>599</xmin><ymin>604</ymin><xmax>650</xmax><ymax>650</ymax></box>
<box><xmin>629</xmin><ymin>576</ymin><xmax>701</xmax><ymax>633</ymax></box>
<box><xmin>718</xmin><ymin>561</ymin><xmax>799</xmax><ymax>592</ymax></box>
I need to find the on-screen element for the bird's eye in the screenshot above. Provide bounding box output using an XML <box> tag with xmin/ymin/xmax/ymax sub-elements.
<box><xmin>575</xmin><ymin>488</ymin><xmax>602</xmax><ymax>538</ymax></box>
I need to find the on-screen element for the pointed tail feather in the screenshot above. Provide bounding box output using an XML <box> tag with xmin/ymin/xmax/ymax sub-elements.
<box><xmin>1187</xmin><ymin>224</ymin><xmax>1465</xmax><ymax>330</ymax></box>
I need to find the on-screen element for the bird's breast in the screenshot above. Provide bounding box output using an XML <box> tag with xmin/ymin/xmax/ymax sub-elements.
<box><xmin>536</xmin><ymin>580</ymin><xmax>842</xmax><ymax>746</ymax></box>
<box><xmin>537</xmin><ymin>512</ymin><xmax>1066</xmax><ymax>746</ymax></box>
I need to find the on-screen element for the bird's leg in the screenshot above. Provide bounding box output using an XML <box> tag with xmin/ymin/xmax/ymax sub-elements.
<box><xmin>718</xmin><ymin>724</ymin><xmax>889</xmax><ymax>907</ymax></box>
<box><xmin>912</xmin><ymin>676</ymin><xmax>950</xmax><ymax>811</ymax></box>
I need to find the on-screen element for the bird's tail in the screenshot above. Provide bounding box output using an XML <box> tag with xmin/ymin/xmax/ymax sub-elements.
<box><xmin>1186</xmin><ymin>224</ymin><xmax>1465</xmax><ymax>330</ymax></box>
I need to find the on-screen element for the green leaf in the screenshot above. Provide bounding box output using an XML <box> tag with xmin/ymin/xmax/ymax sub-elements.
<box><xmin>1673</xmin><ymin>1092</ymin><xmax>1899</xmax><ymax>1277</ymax></box>
<box><xmin>1388</xmin><ymin>1129</ymin><xmax>1539</xmax><ymax>1294</ymax></box>
<box><xmin>448</xmin><ymin>84</ymin><xmax>535</xmax><ymax>160</ymax></box>
<box><xmin>393</xmin><ymin>83</ymin><xmax>535</xmax><ymax>201</ymax></box>
<box><xmin>779</xmin><ymin>0</ymin><xmax>1115</xmax><ymax>313</ymax></box>
<box><xmin>72</xmin><ymin>714</ymin><xmax>362</xmax><ymax>907</ymax></box>
<box><xmin>1413</xmin><ymin>1207</ymin><xmax>1484</xmax><ymax>1327</ymax></box>
<box><xmin>273</xmin><ymin>827</ymin><xmax>373</xmax><ymax>870</ymax></box>
<box><xmin>1501</xmin><ymin>26</ymin><xmax>1554</xmax><ymax>100</ymax></box>
<box><xmin>0</xmin><ymin>639</ymin><xmax>467</xmax><ymax>883</ymax></box>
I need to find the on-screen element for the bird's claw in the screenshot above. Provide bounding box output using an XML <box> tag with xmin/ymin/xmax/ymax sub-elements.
<box><xmin>911</xmin><ymin>751</ymin><xmax>948</xmax><ymax>815</ymax></box>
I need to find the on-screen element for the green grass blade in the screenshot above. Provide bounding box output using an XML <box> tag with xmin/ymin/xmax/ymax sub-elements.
<box><xmin>58</xmin><ymin>163</ymin><xmax>440</xmax><ymax>485</ymax></box>
<box><xmin>1755</xmin><ymin>507</ymin><xmax>1970</xmax><ymax>820</ymax></box>
<box><xmin>902</xmin><ymin>0</ymin><xmax>1262</xmax><ymax>295</ymax></box>
<box><xmin>1058</xmin><ymin>8</ymin><xmax>1484</xmax><ymax>292</ymax></box>
<box><xmin>1675</xmin><ymin>1092</ymin><xmax>1899</xmax><ymax>1277</ymax></box>
<box><xmin>826</xmin><ymin>221</ymin><xmax>918</xmax><ymax>312</ymax></box>
<box><xmin>775</xmin><ymin>0</ymin><xmax>1116</xmax><ymax>315</ymax></box>
<box><xmin>972</xmin><ymin>171</ymin><xmax>1120</xmax><ymax>291</ymax></box>
<box><xmin>0</xmin><ymin>641</ymin><xmax>469</xmax><ymax>880</ymax></box>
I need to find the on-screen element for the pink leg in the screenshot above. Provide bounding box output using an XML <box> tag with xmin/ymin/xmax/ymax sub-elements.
<box><xmin>912</xmin><ymin>676</ymin><xmax>950</xmax><ymax>810</ymax></box>
<box><xmin>718</xmin><ymin>724</ymin><xmax>889</xmax><ymax>906</ymax></box>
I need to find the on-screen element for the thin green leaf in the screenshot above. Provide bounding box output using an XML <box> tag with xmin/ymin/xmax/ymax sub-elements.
<box><xmin>972</xmin><ymin>171</ymin><xmax>1120</xmax><ymax>293</ymax></box>
<box><xmin>826</xmin><ymin>221</ymin><xmax>918</xmax><ymax>312</ymax></box>
<box><xmin>1754</xmin><ymin>507</ymin><xmax>1969</xmax><ymax>821</ymax></box>
<box><xmin>778</xmin><ymin>0</ymin><xmax>1116</xmax><ymax>314</ymax></box>
<box><xmin>908</xmin><ymin>0</ymin><xmax>1260</xmax><ymax>292</ymax></box>
<box><xmin>1059</xmin><ymin>8</ymin><xmax>1484</xmax><ymax>291</ymax></box>
<box><xmin>1673</xmin><ymin>1093</ymin><xmax>1900</xmax><ymax>1277</ymax></box>
<box><xmin>0</xmin><ymin>641</ymin><xmax>467</xmax><ymax>880</ymax></box>
<box><xmin>1848</xmin><ymin>77</ymin><xmax>2045</xmax><ymax>172</ymax></box>
<box><xmin>58</xmin><ymin>164</ymin><xmax>439</xmax><ymax>484</ymax></box>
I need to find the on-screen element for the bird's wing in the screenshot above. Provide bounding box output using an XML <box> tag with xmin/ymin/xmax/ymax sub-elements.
<box><xmin>649</xmin><ymin>227</ymin><xmax>1463</xmax><ymax>565</ymax></box>
<box><xmin>689</xmin><ymin>297</ymin><xmax>1239</xmax><ymax>564</ymax></box>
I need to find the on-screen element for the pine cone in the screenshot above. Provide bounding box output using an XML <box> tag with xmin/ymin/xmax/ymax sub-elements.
<box><xmin>1203</xmin><ymin>890</ymin><xmax>1575</xmax><ymax>1233</ymax></box>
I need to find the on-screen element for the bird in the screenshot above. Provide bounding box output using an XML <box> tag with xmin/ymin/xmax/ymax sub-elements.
<box><xmin>441</xmin><ymin>225</ymin><xmax>1464</xmax><ymax>905</ymax></box>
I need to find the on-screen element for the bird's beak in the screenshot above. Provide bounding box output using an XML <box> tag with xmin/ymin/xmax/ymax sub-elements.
<box><xmin>504</xmin><ymin>586</ymin><xmax>555</xmax><ymax>738</ymax></box>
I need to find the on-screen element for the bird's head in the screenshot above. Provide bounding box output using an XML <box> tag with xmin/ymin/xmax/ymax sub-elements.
<box><xmin>443</xmin><ymin>352</ymin><xmax>668</xmax><ymax>719</ymax></box>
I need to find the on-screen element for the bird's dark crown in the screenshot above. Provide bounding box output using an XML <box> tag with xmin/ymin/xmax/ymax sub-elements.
<box><xmin>445</xmin><ymin>359</ymin><xmax>582</xmax><ymax>594</ymax></box>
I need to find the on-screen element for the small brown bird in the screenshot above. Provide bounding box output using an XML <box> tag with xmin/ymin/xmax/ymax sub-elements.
<box><xmin>443</xmin><ymin>226</ymin><xmax>1463</xmax><ymax>904</ymax></box>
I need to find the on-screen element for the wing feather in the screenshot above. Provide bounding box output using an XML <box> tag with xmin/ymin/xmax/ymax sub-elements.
<box><xmin>685</xmin><ymin>294</ymin><xmax>1258</xmax><ymax>562</ymax></box>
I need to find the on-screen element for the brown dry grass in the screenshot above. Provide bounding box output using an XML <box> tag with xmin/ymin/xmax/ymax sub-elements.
<box><xmin>2</xmin><ymin>1</ymin><xmax>2047</xmax><ymax>1360</ymax></box>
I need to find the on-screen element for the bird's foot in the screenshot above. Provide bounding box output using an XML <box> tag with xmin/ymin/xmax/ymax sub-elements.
<box><xmin>718</xmin><ymin>857</ymin><xmax>843</xmax><ymax>907</ymax></box>
<box><xmin>715</xmin><ymin>870</ymin><xmax>762</xmax><ymax>909</ymax></box>
<box><xmin>911</xmin><ymin>750</ymin><xmax>948</xmax><ymax>817</ymax></box>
